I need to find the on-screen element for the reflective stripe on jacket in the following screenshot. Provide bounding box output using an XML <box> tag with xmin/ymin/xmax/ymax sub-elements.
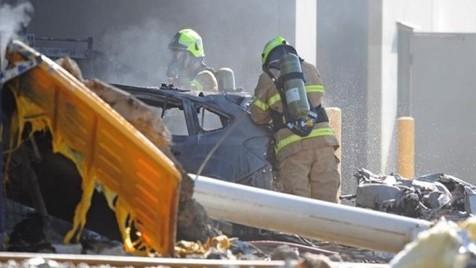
<box><xmin>250</xmin><ymin>61</ymin><xmax>338</xmax><ymax>160</ymax></box>
<box><xmin>254</xmin><ymin>84</ymin><xmax>325</xmax><ymax>111</ymax></box>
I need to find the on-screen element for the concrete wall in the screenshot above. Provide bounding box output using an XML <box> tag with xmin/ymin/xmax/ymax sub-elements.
<box><xmin>366</xmin><ymin>0</ymin><xmax>383</xmax><ymax>173</ymax></box>
<box><xmin>27</xmin><ymin>0</ymin><xmax>295</xmax><ymax>90</ymax></box>
<box><xmin>368</xmin><ymin>0</ymin><xmax>476</xmax><ymax>174</ymax></box>
<box><xmin>410</xmin><ymin>33</ymin><xmax>476</xmax><ymax>182</ymax></box>
<box><xmin>317</xmin><ymin>0</ymin><xmax>368</xmax><ymax>193</ymax></box>
<box><xmin>295</xmin><ymin>0</ymin><xmax>316</xmax><ymax>66</ymax></box>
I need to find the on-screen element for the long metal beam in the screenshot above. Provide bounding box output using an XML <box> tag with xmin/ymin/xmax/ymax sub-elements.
<box><xmin>0</xmin><ymin>252</ymin><xmax>389</xmax><ymax>268</ymax></box>
<box><xmin>192</xmin><ymin>174</ymin><xmax>431</xmax><ymax>253</ymax></box>
<box><xmin>0</xmin><ymin>252</ymin><xmax>285</xmax><ymax>268</ymax></box>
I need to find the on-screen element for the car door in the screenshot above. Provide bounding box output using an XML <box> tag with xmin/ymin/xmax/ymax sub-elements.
<box><xmin>182</xmin><ymin>103</ymin><xmax>234</xmax><ymax>181</ymax></box>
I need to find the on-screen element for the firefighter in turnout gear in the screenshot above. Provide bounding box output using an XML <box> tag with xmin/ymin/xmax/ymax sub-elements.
<box><xmin>167</xmin><ymin>29</ymin><xmax>218</xmax><ymax>92</ymax></box>
<box><xmin>250</xmin><ymin>36</ymin><xmax>341</xmax><ymax>203</ymax></box>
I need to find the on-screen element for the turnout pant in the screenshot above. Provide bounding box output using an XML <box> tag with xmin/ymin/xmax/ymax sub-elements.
<box><xmin>278</xmin><ymin>146</ymin><xmax>341</xmax><ymax>203</ymax></box>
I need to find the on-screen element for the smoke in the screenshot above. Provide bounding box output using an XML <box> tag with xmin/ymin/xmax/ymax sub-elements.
<box><xmin>36</xmin><ymin>0</ymin><xmax>290</xmax><ymax>90</ymax></box>
<box><xmin>0</xmin><ymin>1</ymin><xmax>33</xmax><ymax>71</ymax></box>
<box><xmin>96</xmin><ymin>19</ymin><xmax>173</xmax><ymax>86</ymax></box>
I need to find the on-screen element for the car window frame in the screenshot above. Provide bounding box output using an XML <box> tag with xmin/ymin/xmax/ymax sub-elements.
<box><xmin>191</xmin><ymin>103</ymin><xmax>231</xmax><ymax>134</ymax></box>
<box><xmin>135</xmin><ymin>93</ymin><xmax>193</xmax><ymax>137</ymax></box>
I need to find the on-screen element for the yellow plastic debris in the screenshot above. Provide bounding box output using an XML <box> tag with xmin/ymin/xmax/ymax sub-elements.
<box><xmin>174</xmin><ymin>240</ymin><xmax>207</xmax><ymax>257</ymax></box>
<box><xmin>205</xmin><ymin>235</ymin><xmax>231</xmax><ymax>252</ymax></box>
<box><xmin>174</xmin><ymin>235</ymin><xmax>232</xmax><ymax>258</ymax></box>
<box><xmin>5</xmin><ymin>40</ymin><xmax>181</xmax><ymax>256</ymax></box>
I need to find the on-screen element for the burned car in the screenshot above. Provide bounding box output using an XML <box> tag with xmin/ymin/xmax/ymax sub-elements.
<box><xmin>115</xmin><ymin>84</ymin><xmax>274</xmax><ymax>190</ymax></box>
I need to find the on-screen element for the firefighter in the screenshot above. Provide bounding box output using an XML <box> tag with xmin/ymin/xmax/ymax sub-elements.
<box><xmin>167</xmin><ymin>29</ymin><xmax>218</xmax><ymax>93</ymax></box>
<box><xmin>250</xmin><ymin>36</ymin><xmax>341</xmax><ymax>203</ymax></box>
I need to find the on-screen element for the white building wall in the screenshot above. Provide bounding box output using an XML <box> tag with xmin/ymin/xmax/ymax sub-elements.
<box><xmin>435</xmin><ymin>0</ymin><xmax>476</xmax><ymax>32</ymax></box>
<box><xmin>370</xmin><ymin>0</ymin><xmax>476</xmax><ymax>173</ymax></box>
<box><xmin>295</xmin><ymin>0</ymin><xmax>317</xmax><ymax>65</ymax></box>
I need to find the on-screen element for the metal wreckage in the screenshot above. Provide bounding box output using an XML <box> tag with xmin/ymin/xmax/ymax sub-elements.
<box><xmin>351</xmin><ymin>169</ymin><xmax>476</xmax><ymax>221</ymax></box>
<box><xmin>4</xmin><ymin>40</ymin><xmax>476</xmax><ymax>267</ymax></box>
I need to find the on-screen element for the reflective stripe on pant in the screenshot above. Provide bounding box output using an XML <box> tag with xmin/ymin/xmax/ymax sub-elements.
<box><xmin>278</xmin><ymin>146</ymin><xmax>341</xmax><ymax>203</ymax></box>
<box><xmin>275</xmin><ymin>127</ymin><xmax>335</xmax><ymax>154</ymax></box>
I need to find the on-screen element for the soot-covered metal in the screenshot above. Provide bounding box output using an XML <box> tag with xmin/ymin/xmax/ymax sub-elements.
<box><xmin>115</xmin><ymin>84</ymin><xmax>274</xmax><ymax>190</ymax></box>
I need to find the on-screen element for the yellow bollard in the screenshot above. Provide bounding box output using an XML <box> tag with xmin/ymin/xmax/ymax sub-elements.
<box><xmin>397</xmin><ymin>117</ymin><xmax>415</xmax><ymax>179</ymax></box>
<box><xmin>326</xmin><ymin>107</ymin><xmax>342</xmax><ymax>161</ymax></box>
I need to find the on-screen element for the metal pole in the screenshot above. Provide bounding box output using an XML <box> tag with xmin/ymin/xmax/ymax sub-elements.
<box><xmin>0</xmin><ymin>34</ymin><xmax>6</xmax><ymax>249</ymax></box>
<box><xmin>0</xmin><ymin>81</ymin><xmax>5</xmax><ymax>250</ymax></box>
<box><xmin>192</xmin><ymin>174</ymin><xmax>431</xmax><ymax>253</ymax></box>
<box><xmin>0</xmin><ymin>252</ymin><xmax>390</xmax><ymax>268</ymax></box>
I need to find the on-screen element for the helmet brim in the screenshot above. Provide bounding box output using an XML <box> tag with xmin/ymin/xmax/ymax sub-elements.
<box><xmin>263</xmin><ymin>45</ymin><xmax>298</xmax><ymax>69</ymax></box>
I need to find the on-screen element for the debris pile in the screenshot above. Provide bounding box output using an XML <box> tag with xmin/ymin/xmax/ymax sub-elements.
<box><xmin>352</xmin><ymin>169</ymin><xmax>476</xmax><ymax>221</ymax></box>
<box><xmin>5</xmin><ymin>201</ymin><xmax>124</xmax><ymax>255</ymax></box>
<box><xmin>3</xmin><ymin>40</ymin><xmax>217</xmax><ymax>256</ymax></box>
